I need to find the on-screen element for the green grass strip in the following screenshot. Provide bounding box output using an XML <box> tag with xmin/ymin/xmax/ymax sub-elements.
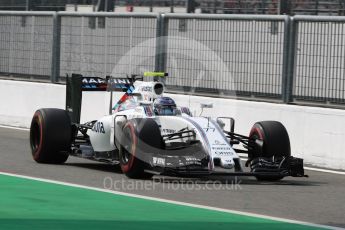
<box><xmin>0</xmin><ymin>174</ymin><xmax>324</xmax><ymax>230</ymax></box>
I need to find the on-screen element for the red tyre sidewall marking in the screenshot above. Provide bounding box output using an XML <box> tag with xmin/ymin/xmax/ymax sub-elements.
<box><xmin>121</xmin><ymin>123</ymin><xmax>137</xmax><ymax>173</ymax></box>
<box><xmin>33</xmin><ymin>111</ymin><xmax>44</xmax><ymax>161</ymax></box>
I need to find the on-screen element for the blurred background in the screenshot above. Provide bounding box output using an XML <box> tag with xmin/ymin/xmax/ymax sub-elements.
<box><xmin>1</xmin><ymin>0</ymin><xmax>345</xmax><ymax>108</ymax></box>
<box><xmin>1</xmin><ymin>0</ymin><xmax>345</xmax><ymax>16</ymax></box>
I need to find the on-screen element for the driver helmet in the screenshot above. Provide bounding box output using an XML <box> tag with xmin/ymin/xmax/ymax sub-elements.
<box><xmin>154</xmin><ymin>97</ymin><xmax>177</xmax><ymax>116</ymax></box>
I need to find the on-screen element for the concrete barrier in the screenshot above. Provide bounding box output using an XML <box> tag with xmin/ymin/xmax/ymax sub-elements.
<box><xmin>0</xmin><ymin>80</ymin><xmax>65</xmax><ymax>128</ymax></box>
<box><xmin>0</xmin><ymin>80</ymin><xmax>114</xmax><ymax>127</ymax></box>
<box><xmin>1</xmin><ymin>79</ymin><xmax>344</xmax><ymax>170</ymax></box>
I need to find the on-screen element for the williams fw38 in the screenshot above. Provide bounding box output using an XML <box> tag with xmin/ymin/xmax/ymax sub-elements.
<box><xmin>30</xmin><ymin>72</ymin><xmax>306</xmax><ymax>181</ymax></box>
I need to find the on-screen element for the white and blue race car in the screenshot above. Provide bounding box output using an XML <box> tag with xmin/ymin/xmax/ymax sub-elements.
<box><xmin>29</xmin><ymin>72</ymin><xmax>305</xmax><ymax>181</ymax></box>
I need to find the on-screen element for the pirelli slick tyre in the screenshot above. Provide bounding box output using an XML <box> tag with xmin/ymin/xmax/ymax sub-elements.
<box><xmin>30</xmin><ymin>109</ymin><xmax>71</xmax><ymax>164</ymax></box>
<box><xmin>119</xmin><ymin>118</ymin><xmax>163</xmax><ymax>179</ymax></box>
<box><xmin>249</xmin><ymin>121</ymin><xmax>291</xmax><ymax>181</ymax></box>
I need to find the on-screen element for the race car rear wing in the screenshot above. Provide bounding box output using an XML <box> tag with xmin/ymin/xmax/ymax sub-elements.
<box><xmin>66</xmin><ymin>73</ymin><xmax>136</xmax><ymax>124</ymax></box>
<box><xmin>65</xmin><ymin>72</ymin><xmax>167</xmax><ymax>124</ymax></box>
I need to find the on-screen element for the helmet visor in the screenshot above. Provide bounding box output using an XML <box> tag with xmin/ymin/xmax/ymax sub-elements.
<box><xmin>158</xmin><ymin>107</ymin><xmax>176</xmax><ymax>116</ymax></box>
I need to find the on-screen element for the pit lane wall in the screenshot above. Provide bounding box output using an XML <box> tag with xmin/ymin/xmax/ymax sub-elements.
<box><xmin>1</xmin><ymin>79</ymin><xmax>344</xmax><ymax>171</ymax></box>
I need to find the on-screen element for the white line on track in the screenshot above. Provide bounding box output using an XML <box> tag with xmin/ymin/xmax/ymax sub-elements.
<box><xmin>0</xmin><ymin>125</ymin><xmax>30</xmax><ymax>131</ymax></box>
<box><xmin>304</xmin><ymin>167</ymin><xmax>345</xmax><ymax>175</ymax></box>
<box><xmin>0</xmin><ymin>171</ymin><xmax>338</xmax><ymax>230</ymax></box>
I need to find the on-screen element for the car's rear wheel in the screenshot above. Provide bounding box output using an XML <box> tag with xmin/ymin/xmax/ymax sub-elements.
<box><xmin>119</xmin><ymin>118</ymin><xmax>163</xmax><ymax>179</ymax></box>
<box><xmin>249</xmin><ymin>121</ymin><xmax>291</xmax><ymax>181</ymax></box>
<box><xmin>30</xmin><ymin>108</ymin><xmax>71</xmax><ymax>164</ymax></box>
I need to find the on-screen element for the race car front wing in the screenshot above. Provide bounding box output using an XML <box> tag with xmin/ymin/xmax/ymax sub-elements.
<box><xmin>146</xmin><ymin>153</ymin><xmax>306</xmax><ymax>178</ymax></box>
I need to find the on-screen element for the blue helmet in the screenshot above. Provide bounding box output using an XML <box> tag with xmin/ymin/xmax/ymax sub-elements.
<box><xmin>154</xmin><ymin>97</ymin><xmax>177</xmax><ymax>116</ymax></box>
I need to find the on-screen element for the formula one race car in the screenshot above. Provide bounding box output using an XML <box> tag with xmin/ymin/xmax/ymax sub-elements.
<box><xmin>29</xmin><ymin>72</ymin><xmax>306</xmax><ymax>181</ymax></box>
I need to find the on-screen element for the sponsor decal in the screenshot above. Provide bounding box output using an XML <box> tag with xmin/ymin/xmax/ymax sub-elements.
<box><xmin>153</xmin><ymin>157</ymin><xmax>165</xmax><ymax>166</ymax></box>
<box><xmin>92</xmin><ymin>122</ymin><xmax>105</xmax><ymax>134</ymax></box>
<box><xmin>225</xmin><ymin>159</ymin><xmax>233</xmax><ymax>163</ymax></box>
<box><xmin>143</xmin><ymin>106</ymin><xmax>153</xmax><ymax>117</ymax></box>
<box><xmin>185</xmin><ymin>157</ymin><xmax>198</xmax><ymax>162</ymax></box>
<box><xmin>214</xmin><ymin>151</ymin><xmax>233</xmax><ymax>156</ymax></box>
<box><xmin>184</xmin><ymin>157</ymin><xmax>202</xmax><ymax>166</ymax></box>
<box><xmin>82</xmin><ymin>78</ymin><xmax>130</xmax><ymax>85</ymax></box>
<box><xmin>212</xmin><ymin>139</ymin><xmax>227</xmax><ymax>146</ymax></box>
<box><xmin>141</xmin><ymin>86</ymin><xmax>153</xmax><ymax>92</ymax></box>
<box><xmin>212</xmin><ymin>143</ymin><xmax>233</xmax><ymax>155</ymax></box>
<box><xmin>81</xmin><ymin>77</ymin><xmax>132</xmax><ymax>91</ymax></box>
<box><xmin>82</xmin><ymin>78</ymin><xmax>105</xmax><ymax>84</ymax></box>
<box><xmin>107</xmin><ymin>79</ymin><xmax>132</xmax><ymax>90</ymax></box>
<box><xmin>162</xmin><ymin>129</ymin><xmax>176</xmax><ymax>134</ymax></box>
<box><xmin>112</xmin><ymin>79</ymin><xmax>130</xmax><ymax>84</ymax></box>
<box><xmin>212</xmin><ymin>147</ymin><xmax>231</xmax><ymax>150</ymax></box>
<box><xmin>203</xmin><ymin>127</ymin><xmax>215</xmax><ymax>132</ymax></box>
<box><xmin>154</xmin><ymin>156</ymin><xmax>203</xmax><ymax>167</ymax></box>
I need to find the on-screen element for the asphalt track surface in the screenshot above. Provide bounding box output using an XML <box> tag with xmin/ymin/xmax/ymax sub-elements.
<box><xmin>0</xmin><ymin>127</ymin><xmax>344</xmax><ymax>228</ymax></box>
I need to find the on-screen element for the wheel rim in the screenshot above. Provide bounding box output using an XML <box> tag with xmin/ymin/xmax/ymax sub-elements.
<box><xmin>30</xmin><ymin>121</ymin><xmax>41</xmax><ymax>152</ymax></box>
<box><xmin>121</xmin><ymin>128</ymin><xmax>133</xmax><ymax>164</ymax></box>
<box><xmin>251</xmin><ymin>133</ymin><xmax>260</xmax><ymax>141</ymax></box>
<box><xmin>122</xmin><ymin>146</ymin><xmax>131</xmax><ymax>164</ymax></box>
<box><xmin>249</xmin><ymin>128</ymin><xmax>264</xmax><ymax>158</ymax></box>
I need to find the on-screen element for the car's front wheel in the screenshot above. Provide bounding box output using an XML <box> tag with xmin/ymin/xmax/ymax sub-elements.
<box><xmin>249</xmin><ymin>121</ymin><xmax>291</xmax><ymax>181</ymax></box>
<box><xmin>119</xmin><ymin>118</ymin><xmax>163</xmax><ymax>179</ymax></box>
